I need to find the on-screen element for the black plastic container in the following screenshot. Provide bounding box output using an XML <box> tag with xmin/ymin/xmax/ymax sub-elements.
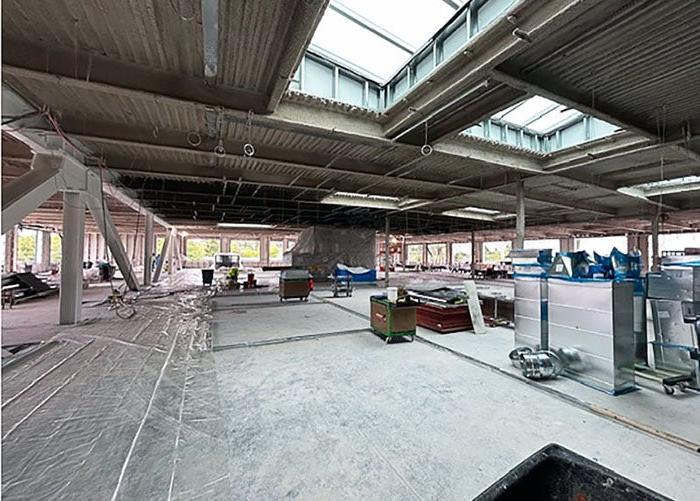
<box><xmin>474</xmin><ymin>444</ymin><xmax>670</xmax><ymax>501</ymax></box>
<box><xmin>201</xmin><ymin>268</ymin><xmax>214</xmax><ymax>286</ymax></box>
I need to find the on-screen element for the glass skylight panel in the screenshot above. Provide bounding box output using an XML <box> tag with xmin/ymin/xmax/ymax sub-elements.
<box><xmin>527</xmin><ymin>107</ymin><xmax>581</xmax><ymax>133</ymax></box>
<box><xmin>339</xmin><ymin>0</ymin><xmax>458</xmax><ymax>50</ymax></box>
<box><xmin>494</xmin><ymin>96</ymin><xmax>556</xmax><ymax>126</ymax></box>
<box><xmin>311</xmin><ymin>8</ymin><xmax>410</xmax><ymax>80</ymax></box>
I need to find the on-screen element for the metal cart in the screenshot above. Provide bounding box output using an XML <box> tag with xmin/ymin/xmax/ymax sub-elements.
<box><xmin>279</xmin><ymin>269</ymin><xmax>312</xmax><ymax>302</ymax></box>
<box><xmin>370</xmin><ymin>295</ymin><xmax>417</xmax><ymax>343</ymax></box>
<box><xmin>331</xmin><ymin>274</ymin><xmax>353</xmax><ymax>297</ymax></box>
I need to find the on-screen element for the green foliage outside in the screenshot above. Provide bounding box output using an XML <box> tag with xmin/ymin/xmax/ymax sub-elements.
<box><xmin>484</xmin><ymin>241</ymin><xmax>511</xmax><ymax>263</ymax></box>
<box><xmin>230</xmin><ymin>240</ymin><xmax>260</xmax><ymax>260</ymax></box>
<box><xmin>17</xmin><ymin>234</ymin><xmax>36</xmax><ymax>264</ymax></box>
<box><xmin>51</xmin><ymin>234</ymin><xmax>62</xmax><ymax>264</ymax></box>
<box><xmin>453</xmin><ymin>251</ymin><xmax>470</xmax><ymax>264</ymax></box>
<box><xmin>186</xmin><ymin>239</ymin><xmax>220</xmax><ymax>260</ymax></box>
<box><xmin>427</xmin><ymin>243</ymin><xmax>447</xmax><ymax>265</ymax></box>
<box><xmin>270</xmin><ymin>241</ymin><xmax>283</xmax><ymax>261</ymax></box>
<box><xmin>407</xmin><ymin>245</ymin><xmax>423</xmax><ymax>264</ymax></box>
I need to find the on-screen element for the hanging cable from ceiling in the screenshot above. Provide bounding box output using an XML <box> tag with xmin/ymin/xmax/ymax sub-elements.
<box><xmin>243</xmin><ymin>110</ymin><xmax>256</xmax><ymax>157</ymax></box>
<box><xmin>421</xmin><ymin>120</ymin><xmax>433</xmax><ymax>157</ymax></box>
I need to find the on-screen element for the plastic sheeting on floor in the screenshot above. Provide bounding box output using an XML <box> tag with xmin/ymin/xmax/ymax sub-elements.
<box><xmin>1</xmin><ymin>290</ymin><xmax>233</xmax><ymax>500</ymax></box>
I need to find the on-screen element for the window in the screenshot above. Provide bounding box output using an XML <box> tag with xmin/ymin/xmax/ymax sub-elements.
<box><xmin>659</xmin><ymin>232</ymin><xmax>700</xmax><ymax>255</ymax></box>
<box><xmin>427</xmin><ymin>243</ymin><xmax>447</xmax><ymax>265</ymax></box>
<box><xmin>452</xmin><ymin>242</ymin><xmax>472</xmax><ymax>266</ymax></box>
<box><xmin>270</xmin><ymin>240</ymin><xmax>284</xmax><ymax>262</ymax></box>
<box><xmin>407</xmin><ymin>244</ymin><xmax>423</xmax><ymax>264</ymax></box>
<box><xmin>230</xmin><ymin>240</ymin><xmax>261</xmax><ymax>262</ymax></box>
<box><xmin>441</xmin><ymin>22</ymin><xmax>468</xmax><ymax>61</ymax></box>
<box><xmin>285</xmin><ymin>239</ymin><xmax>297</xmax><ymax>251</ymax></box>
<box><xmin>186</xmin><ymin>239</ymin><xmax>220</xmax><ymax>260</ymax></box>
<box><xmin>575</xmin><ymin>236</ymin><xmax>627</xmax><ymax>257</ymax></box>
<box><xmin>17</xmin><ymin>229</ymin><xmax>36</xmax><ymax>264</ymax></box>
<box><xmin>483</xmin><ymin>241</ymin><xmax>511</xmax><ymax>264</ymax></box>
<box><xmin>524</xmin><ymin>239</ymin><xmax>561</xmax><ymax>254</ymax></box>
<box><xmin>304</xmin><ymin>57</ymin><xmax>334</xmax><ymax>99</ymax></box>
<box><xmin>337</xmin><ymin>72</ymin><xmax>364</xmax><ymax>106</ymax></box>
<box><xmin>51</xmin><ymin>234</ymin><xmax>62</xmax><ymax>264</ymax></box>
<box><xmin>476</xmin><ymin>0</ymin><xmax>516</xmax><ymax>32</ymax></box>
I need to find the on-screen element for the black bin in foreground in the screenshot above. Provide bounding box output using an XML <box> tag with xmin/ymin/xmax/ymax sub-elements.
<box><xmin>474</xmin><ymin>444</ymin><xmax>670</xmax><ymax>501</ymax></box>
<box><xmin>201</xmin><ymin>269</ymin><xmax>214</xmax><ymax>286</ymax></box>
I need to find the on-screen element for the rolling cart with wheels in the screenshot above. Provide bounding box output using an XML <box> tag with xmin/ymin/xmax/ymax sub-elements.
<box><xmin>279</xmin><ymin>269</ymin><xmax>312</xmax><ymax>302</ymax></box>
<box><xmin>331</xmin><ymin>274</ymin><xmax>353</xmax><ymax>297</ymax></box>
<box><xmin>370</xmin><ymin>295</ymin><xmax>417</xmax><ymax>343</ymax></box>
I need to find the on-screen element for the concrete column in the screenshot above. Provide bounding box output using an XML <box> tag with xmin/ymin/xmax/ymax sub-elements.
<box><xmin>168</xmin><ymin>229</ymin><xmax>177</xmax><ymax>276</ymax></box>
<box><xmin>651</xmin><ymin>215</ymin><xmax>660</xmax><ymax>271</ymax></box>
<box><xmin>153</xmin><ymin>228</ymin><xmax>173</xmax><ymax>283</ymax></box>
<box><xmin>38</xmin><ymin>230</ymin><xmax>51</xmax><ymax>271</ymax></box>
<box><xmin>4</xmin><ymin>226</ymin><xmax>17</xmax><ymax>272</ymax></box>
<box><xmin>60</xmin><ymin>192</ymin><xmax>85</xmax><ymax>325</ymax></box>
<box><xmin>421</xmin><ymin>243</ymin><xmax>428</xmax><ymax>267</ymax></box>
<box><xmin>143</xmin><ymin>213</ymin><xmax>154</xmax><ymax>286</ymax></box>
<box><xmin>260</xmin><ymin>235</ymin><xmax>270</xmax><ymax>267</ymax></box>
<box><xmin>384</xmin><ymin>215</ymin><xmax>390</xmax><ymax>284</ymax></box>
<box><xmin>514</xmin><ymin>179</ymin><xmax>525</xmax><ymax>250</ymax></box>
<box><xmin>221</xmin><ymin>236</ymin><xmax>231</xmax><ymax>253</ymax></box>
<box><xmin>559</xmin><ymin>237</ymin><xmax>575</xmax><ymax>253</ymax></box>
<box><xmin>446</xmin><ymin>242</ymin><xmax>453</xmax><ymax>267</ymax></box>
<box><xmin>402</xmin><ymin>236</ymin><xmax>408</xmax><ymax>270</ymax></box>
<box><xmin>627</xmin><ymin>234</ymin><xmax>649</xmax><ymax>272</ymax></box>
<box><xmin>471</xmin><ymin>231</ymin><xmax>482</xmax><ymax>266</ymax></box>
<box><xmin>181</xmin><ymin>236</ymin><xmax>188</xmax><ymax>257</ymax></box>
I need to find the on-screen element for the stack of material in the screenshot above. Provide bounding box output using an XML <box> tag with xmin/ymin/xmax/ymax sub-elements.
<box><xmin>1</xmin><ymin>272</ymin><xmax>58</xmax><ymax>305</ymax></box>
<box><xmin>411</xmin><ymin>288</ymin><xmax>473</xmax><ymax>334</ymax></box>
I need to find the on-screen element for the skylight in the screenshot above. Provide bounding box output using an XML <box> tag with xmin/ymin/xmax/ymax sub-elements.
<box><xmin>311</xmin><ymin>0</ymin><xmax>466</xmax><ymax>81</ymax></box>
<box><xmin>463</xmin><ymin>95</ymin><xmax>622</xmax><ymax>153</ymax></box>
<box><xmin>494</xmin><ymin>96</ymin><xmax>582</xmax><ymax>134</ymax></box>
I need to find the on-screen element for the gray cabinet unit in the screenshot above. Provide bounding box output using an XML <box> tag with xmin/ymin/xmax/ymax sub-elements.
<box><xmin>547</xmin><ymin>279</ymin><xmax>636</xmax><ymax>395</ymax></box>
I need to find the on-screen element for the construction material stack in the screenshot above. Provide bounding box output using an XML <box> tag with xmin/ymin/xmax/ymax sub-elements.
<box><xmin>512</xmin><ymin>249</ymin><xmax>552</xmax><ymax>350</ymax></box>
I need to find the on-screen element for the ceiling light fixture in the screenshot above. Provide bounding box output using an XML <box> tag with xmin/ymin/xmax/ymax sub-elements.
<box><xmin>320</xmin><ymin>192</ymin><xmax>425</xmax><ymax>210</ymax></box>
<box><xmin>617</xmin><ymin>175</ymin><xmax>700</xmax><ymax>199</ymax></box>
<box><xmin>442</xmin><ymin>207</ymin><xmax>516</xmax><ymax>221</ymax></box>
<box><xmin>217</xmin><ymin>223</ymin><xmax>276</xmax><ymax>229</ymax></box>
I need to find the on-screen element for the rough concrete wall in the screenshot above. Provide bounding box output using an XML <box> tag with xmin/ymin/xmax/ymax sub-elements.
<box><xmin>284</xmin><ymin>225</ymin><xmax>376</xmax><ymax>276</ymax></box>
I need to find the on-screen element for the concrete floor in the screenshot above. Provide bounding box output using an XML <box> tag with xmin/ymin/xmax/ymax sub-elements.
<box><xmin>2</xmin><ymin>270</ymin><xmax>699</xmax><ymax>500</ymax></box>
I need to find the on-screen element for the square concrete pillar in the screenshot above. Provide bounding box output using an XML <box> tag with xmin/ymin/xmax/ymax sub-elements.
<box><xmin>60</xmin><ymin>192</ymin><xmax>85</xmax><ymax>325</ymax></box>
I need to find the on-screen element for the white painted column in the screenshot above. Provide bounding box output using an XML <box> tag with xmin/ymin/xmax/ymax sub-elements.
<box><xmin>168</xmin><ymin>228</ymin><xmax>177</xmax><ymax>277</ymax></box>
<box><xmin>514</xmin><ymin>179</ymin><xmax>525</xmax><ymax>250</ymax></box>
<box><xmin>384</xmin><ymin>215</ymin><xmax>390</xmax><ymax>284</ymax></box>
<box><xmin>651</xmin><ymin>215</ymin><xmax>660</xmax><ymax>271</ymax></box>
<box><xmin>60</xmin><ymin>192</ymin><xmax>85</xmax><ymax>325</ymax></box>
<box><xmin>143</xmin><ymin>213</ymin><xmax>154</xmax><ymax>286</ymax></box>
<box><xmin>39</xmin><ymin>230</ymin><xmax>52</xmax><ymax>271</ymax></box>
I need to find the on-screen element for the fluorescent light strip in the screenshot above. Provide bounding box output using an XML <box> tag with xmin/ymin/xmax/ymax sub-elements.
<box><xmin>321</xmin><ymin>192</ymin><xmax>425</xmax><ymax>210</ymax></box>
<box><xmin>617</xmin><ymin>175</ymin><xmax>700</xmax><ymax>199</ymax></box>
<box><xmin>217</xmin><ymin>223</ymin><xmax>275</xmax><ymax>229</ymax></box>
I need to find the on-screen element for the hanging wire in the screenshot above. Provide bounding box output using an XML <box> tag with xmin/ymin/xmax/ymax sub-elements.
<box><xmin>243</xmin><ymin>110</ymin><xmax>256</xmax><ymax>157</ymax></box>
<box><xmin>421</xmin><ymin>120</ymin><xmax>433</xmax><ymax>156</ymax></box>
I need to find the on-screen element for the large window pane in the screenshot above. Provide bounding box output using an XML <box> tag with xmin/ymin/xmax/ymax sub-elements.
<box><xmin>575</xmin><ymin>236</ymin><xmax>627</xmax><ymax>257</ymax></box>
<box><xmin>407</xmin><ymin>244</ymin><xmax>423</xmax><ymax>264</ymax></box>
<box><xmin>452</xmin><ymin>242</ymin><xmax>472</xmax><ymax>266</ymax></box>
<box><xmin>476</xmin><ymin>0</ymin><xmax>516</xmax><ymax>32</ymax></box>
<box><xmin>304</xmin><ymin>58</ymin><xmax>334</xmax><ymax>99</ymax></box>
<box><xmin>442</xmin><ymin>22</ymin><xmax>468</xmax><ymax>60</ymax></box>
<box><xmin>230</xmin><ymin>240</ymin><xmax>260</xmax><ymax>262</ymax></box>
<box><xmin>186</xmin><ymin>239</ymin><xmax>220</xmax><ymax>260</ymax></box>
<box><xmin>338</xmin><ymin>72</ymin><xmax>364</xmax><ymax>106</ymax></box>
<box><xmin>427</xmin><ymin>243</ymin><xmax>447</xmax><ymax>265</ymax></box>
<box><xmin>483</xmin><ymin>241</ymin><xmax>511</xmax><ymax>263</ymax></box>
<box><xmin>311</xmin><ymin>9</ymin><xmax>407</xmax><ymax>81</ymax></box>
<box><xmin>270</xmin><ymin>240</ymin><xmax>284</xmax><ymax>262</ymax></box>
